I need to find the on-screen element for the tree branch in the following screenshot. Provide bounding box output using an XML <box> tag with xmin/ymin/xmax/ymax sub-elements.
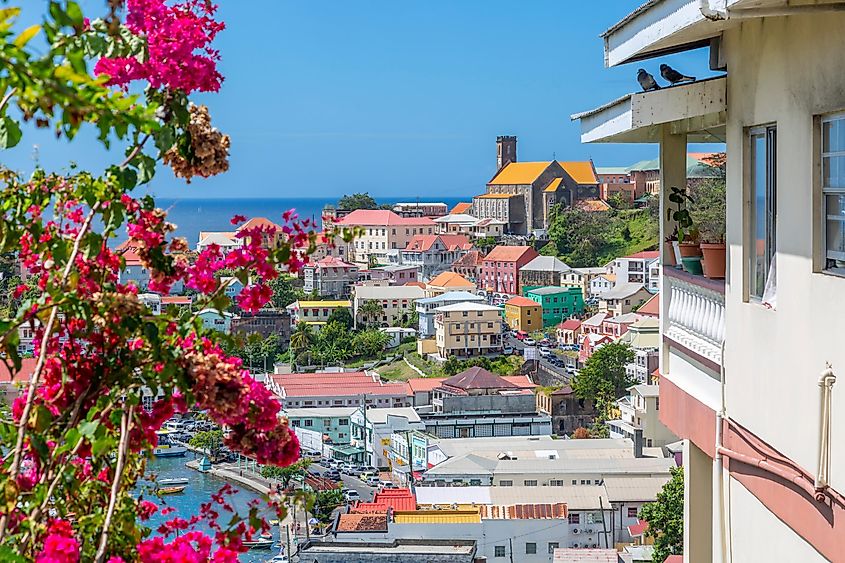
<box><xmin>94</xmin><ymin>404</ymin><xmax>133</xmax><ymax>563</ymax></box>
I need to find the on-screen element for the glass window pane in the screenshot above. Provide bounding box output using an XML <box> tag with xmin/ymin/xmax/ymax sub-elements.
<box><xmin>827</xmin><ymin>194</ymin><xmax>845</xmax><ymax>218</ymax></box>
<box><xmin>826</xmin><ymin>220</ymin><xmax>845</xmax><ymax>257</ymax></box>
<box><xmin>823</xmin><ymin>120</ymin><xmax>833</xmax><ymax>153</ymax></box>
<box><xmin>750</xmin><ymin>133</ymin><xmax>768</xmax><ymax>298</ymax></box>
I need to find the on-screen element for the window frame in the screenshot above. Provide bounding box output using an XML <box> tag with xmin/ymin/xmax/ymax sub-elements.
<box><xmin>820</xmin><ymin>111</ymin><xmax>845</xmax><ymax>276</ymax></box>
<box><xmin>746</xmin><ymin>124</ymin><xmax>778</xmax><ymax>302</ymax></box>
<box><xmin>494</xmin><ymin>546</ymin><xmax>506</xmax><ymax>558</ymax></box>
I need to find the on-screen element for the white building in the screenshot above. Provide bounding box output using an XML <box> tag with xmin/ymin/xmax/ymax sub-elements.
<box><xmin>352</xmin><ymin>285</ymin><xmax>426</xmax><ymax>328</ymax></box>
<box><xmin>608</xmin><ymin>385</ymin><xmax>677</xmax><ymax>448</ymax></box>
<box><xmin>350</xmin><ymin>406</ymin><xmax>425</xmax><ymax>469</ymax></box>
<box><xmin>605</xmin><ymin>251</ymin><xmax>660</xmax><ymax>287</ymax></box>
<box><xmin>572</xmin><ymin>3</ymin><xmax>845</xmax><ymax>561</ymax></box>
<box><xmin>588</xmin><ymin>273</ymin><xmax>616</xmax><ymax>299</ymax></box>
<box><xmin>138</xmin><ymin>293</ymin><xmax>161</xmax><ymax>315</ymax></box>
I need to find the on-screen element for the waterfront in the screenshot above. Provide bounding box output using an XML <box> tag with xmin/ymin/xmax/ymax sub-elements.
<box><xmin>144</xmin><ymin>455</ymin><xmax>283</xmax><ymax>562</ymax></box>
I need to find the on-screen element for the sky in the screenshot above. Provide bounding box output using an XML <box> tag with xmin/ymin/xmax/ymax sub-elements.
<box><xmin>5</xmin><ymin>1</ymin><xmax>721</xmax><ymax>199</ymax></box>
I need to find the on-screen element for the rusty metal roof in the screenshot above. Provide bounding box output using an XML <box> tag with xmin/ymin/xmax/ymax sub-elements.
<box><xmin>480</xmin><ymin>503</ymin><xmax>568</xmax><ymax>520</ymax></box>
<box><xmin>335</xmin><ymin>513</ymin><xmax>388</xmax><ymax>532</ymax></box>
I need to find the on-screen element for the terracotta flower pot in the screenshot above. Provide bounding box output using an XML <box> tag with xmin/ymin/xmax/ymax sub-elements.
<box><xmin>678</xmin><ymin>242</ymin><xmax>702</xmax><ymax>258</ymax></box>
<box><xmin>700</xmin><ymin>242</ymin><xmax>726</xmax><ymax>279</ymax></box>
<box><xmin>663</xmin><ymin>241</ymin><xmax>677</xmax><ymax>266</ymax></box>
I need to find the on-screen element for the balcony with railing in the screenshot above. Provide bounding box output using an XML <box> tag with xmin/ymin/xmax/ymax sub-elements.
<box><xmin>664</xmin><ymin>266</ymin><xmax>725</xmax><ymax>368</ymax></box>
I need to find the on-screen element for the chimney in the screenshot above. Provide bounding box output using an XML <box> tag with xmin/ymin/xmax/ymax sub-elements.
<box><xmin>496</xmin><ymin>135</ymin><xmax>517</xmax><ymax>170</ymax></box>
<box><xmin>633</xmin><ymin>428</ymin><xmax>644</xmax><ymax>458</ymax></box>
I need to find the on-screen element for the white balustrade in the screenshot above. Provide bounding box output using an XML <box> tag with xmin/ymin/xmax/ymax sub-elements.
<box><xmin>665</xmin><ymin>273</ymin><xmax>725</xmax><ymax>366</ymax></box>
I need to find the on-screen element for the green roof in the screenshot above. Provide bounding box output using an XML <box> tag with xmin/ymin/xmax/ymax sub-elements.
<box><xmin>331</xmin><ymin>445</ymin><xmax>364</xmax><ymax>456</ymax></box>
<box><xmin>626</xmin><ymin>156</ymin><xmax>722</xmax><ymax>179</ymax></box>
<box><xmin>596</xmin><ymin>166</ymin><xmax>629</xmax><ymax>175</ymax></box>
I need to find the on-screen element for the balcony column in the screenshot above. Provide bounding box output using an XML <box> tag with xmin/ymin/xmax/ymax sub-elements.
<box><xmin>684</xmin><ymin>439</ymin><xmax>713</xmax><ymax>563</ymax></box>
<box><xmin>659</xmin><ymin>126</ymin><xmax>688</xmax><ymax>374</ymax></box>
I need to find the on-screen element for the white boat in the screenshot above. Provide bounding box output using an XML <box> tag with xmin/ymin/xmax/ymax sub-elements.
<box><xmin>243</xmin><ymin>538</ymin><xmax>274</xmax><ymax>550</ymax></box>
<box><xmin>158</xmin><ymin>477</ymin><xmax>190</xmax><ymax>486</ymax></box>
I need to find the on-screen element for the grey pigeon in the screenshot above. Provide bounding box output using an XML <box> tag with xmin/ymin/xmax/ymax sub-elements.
<box><xmin>660</xmin><ymin>63</ymin><xmax>695</xmax><ymax>85</ymax></box>
<box><xmin>637</xmin><ymin>68</ymin><xmax>660</xmax><ymax>91</ymax></box>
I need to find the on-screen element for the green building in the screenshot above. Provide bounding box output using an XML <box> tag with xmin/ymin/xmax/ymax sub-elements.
<box><xmin>284</xmin><ymin>407</ymin><xmax>356</xmax><ymax>446</ymax></box>
<box><xmin>525</xmin><ymin>286</ymin><xmax>585</xmax><ymax>327</ymax></box>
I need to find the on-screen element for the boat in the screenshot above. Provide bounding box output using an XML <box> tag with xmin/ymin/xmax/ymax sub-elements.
<box><xmin>153</xmin><ymin>445</ymin><xmax>187</xmax><ymax>458</ymax></box>
<box><xmin>259</xmin><ymin>531</ymin><xmax>273</xmax><ymax>540</ymax></box>
<box><xmin>158</xmin><ymin>485</ymin><xmax>186</xmax><ymax>495</ymax></box>
<box><xmin>266</xmin><ymin>554</ymin><xmax>289</xmax><ymax>563</ymax></box>
<box><xmin>242</xmin><ymin>538</ymin><xmax>274</xmax><ymax>550</ymax></box>
<box><xmin>158</xmin><ymin>477</ymin><xmax>190</xmax><ymax>486</ymax></box>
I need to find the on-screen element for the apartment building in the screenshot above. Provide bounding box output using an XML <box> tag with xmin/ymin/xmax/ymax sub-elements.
<box><xmin>606</xmin><ymin>251</ymin><xmax>660</xmax><ymax>287</ymax></box>
<box><xmin>352</xmin><ymin>285</ymin><xmax>425</xmax><ymax>328</ymax></box>
<box><xmin>519</xmin><ymin>255</ymin><xmax>572</xmax><ymax>291</ymax></box>
<box><xmin>301</xmin><ymin>256</ymin><xmax>359</xmax><ymax>298</ymax></box>
<box><xmin>450</xmin><ymin>250</ymin><xmax>485</xmax><ymax>284</ymax></box>
<box><xmin>334</xmin><ymin>209</ymin><xmax>435</xmax><ymax>267</ymax></box>
<box><xmin>416</xmin><ymin>291</ymin><xmax>485</xmax><ymax>338</ymax></box>
<box><xmin>230</xmin><ymin>308</ymin><xmax>291</xmax><ymax>344</ymax></box>
<box><xmin>390</xmin><ymin>234</ymin><xmax>473</xmax><ymax>281</ymax></box>
<box><xmin>598</xmin><ymin>283</ymin><xmax>651</xmax><ymax>316</ymax></box>
<box><xmin>562</xmin><ymin>266</ymin><xmax>608</xmax><ymax>300</ymax></box>
<box><xmin>480</xmin><ymin>245</ymin><xmax>539</xmax><ymax>297</ymax></box>
<box><xmin>503</xmin><ymin>296</ymin><xmax>542</xmax><ymax>333</ymax></box>
<box><xmin>434</xmin><ymin>302</ymin><xmax>503</xmax><ymax>359</ymax></box>
<box><xmin>349</xmin><ymin>407</ymin><xmax>424</xmax><ymax>469</ymax></box>
<box><xmin>284</xmin><ymin>407</ymin><xmax>357</xmax><ymax>446</ymax></box>
<box><xmin>286</xmin><ymin>299</ymin><xmax>351</xmax><ymax>330</ymax></box>
<box><xmin>572</xmin><ymin>4</ymin><xmax>845</xmax><ymax>560</ymax></box>
<box><xmin>608</xmin><ymin>385</ymin><xmax>677</xmax><ymax>449</ymax></box>
<box><xmin>525</xmin><ymin>286</ymin><xmax>585</xmax><ymax>327</ymax></box>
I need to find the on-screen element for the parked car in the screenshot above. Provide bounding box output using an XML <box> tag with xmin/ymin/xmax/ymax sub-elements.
<box><xmin>347</xmin><ymin>465</ymin><xmax>366</xmax><ymax>477</ymax></box>
<box><xmin>565</xmin><ymin>365</ymin><xmax>577</xmax><ymax>375</ymax></box>
<box><xmin>539</xmin><ymin>346</ymin><xmax>551</xmax><ymax>358</ymax></box>
<box><xmin>365</xmin><ymin>475</ymin><xmax>380</xmax><ymax>487</ymax></box>
<box><xmin>343</xmin><ymin>489</ymin><xmax>360</xmax><ymax>502</ymax></box>
<box><xmin>340</xmin><ymin>463</ymin><xmax>357</xmax><ymax>474</ymax></box>
<box><xmin>503</xmin><ymin>346</ymin><xmax>514</xmax><ymax>355</ymax></box>
<box><xmin>524</xmin><ymin>337</ymin><xmax>536</xmax><ymax>346</ymax></box>
<box><xmin>323</xmin><ymin>469</ymin><xmax>341</xmax><ymax>481</ymax></box>
<box><xmin>514</xmin><ymin>330</ymin><xmax>528</xmax><ymax>341</ymax></box>
<box><xmin>379</xmin><ymin>481</ymin><xmax>396</xmax><ymax>489</ymax></box>
<box><xmin>539</xmin><ymin>338</ymin><xmax>551</xmax><ymax>346</ymax></box>
<box><xmin>304</xmin><ymin>450</ymin><xmax>321</xmax><ymax>460</ymax></box>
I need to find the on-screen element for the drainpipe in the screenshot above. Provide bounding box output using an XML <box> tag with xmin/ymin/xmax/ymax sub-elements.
<box><xmin>713</xmin><ymin>339</ymin><xmax>726</xmax><ymax>563</ymax></box>
<box><xmin>699</xmin><ymin>0</ymin><xmax>726</xmax><ymax>21</ymax></box>
<box><xmin>815</xmin><ymin>366</ymin><xmax>836</xmax><ymax>497</ymax></box>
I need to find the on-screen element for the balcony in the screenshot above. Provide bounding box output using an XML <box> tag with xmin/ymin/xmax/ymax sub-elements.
<box><xmin>664</xmin><ymin>266</ymin><xmax>725</xmax><ymax>367</ymax></box>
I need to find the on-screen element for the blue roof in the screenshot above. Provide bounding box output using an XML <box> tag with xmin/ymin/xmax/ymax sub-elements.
<box><xmin>417</xmin><ymin>291</ymin><xmax>485</xmax><ymax>305</ymax></box>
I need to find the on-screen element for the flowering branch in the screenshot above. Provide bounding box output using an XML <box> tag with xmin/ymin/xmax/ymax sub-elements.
<box><xmin>95</xmin><ymin>404</ymin><xmax>134</xmax><ymax>563</ymax></box>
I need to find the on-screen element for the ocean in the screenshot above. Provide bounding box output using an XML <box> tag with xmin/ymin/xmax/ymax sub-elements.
<box><xmin>155</xmin><ymin>197</ymin><xmax>468</xmax><ymax>245</ymax></box>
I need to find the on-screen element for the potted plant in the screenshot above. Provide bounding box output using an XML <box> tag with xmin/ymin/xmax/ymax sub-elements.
<box><xmin>664</xmin><ymin>227</ymin><xmax>679</xmax><ymax>267</ymax></box>
<box><xmin>692</xmin><ymin>176</ymin><xmax>727</xmax><ymax>279</ymax></box>
<box><xmin>668</xmin><ymin>186</ymin><xmax>702</xmax><ymax>274</ymax></box>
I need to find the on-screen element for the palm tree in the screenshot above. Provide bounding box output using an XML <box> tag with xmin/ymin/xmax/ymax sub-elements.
<box><xmin>289</xmin><ymin>323</ymin><xmax>314</xmax><ymax>370</ymax></box>
<box><xmin>358</xmin><ymin>299</ymin><xmax>383</xmax><ymax>328</ymax></box>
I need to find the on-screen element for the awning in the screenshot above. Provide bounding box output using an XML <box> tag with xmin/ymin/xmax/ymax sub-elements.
<box><xmin>571</xmin><ymin>77</ymin><xmax>726</xmax><ymax>144</ymax></box>
<box><xmin>331</xmin><ymin>445</ymin><xmax>364</xmax><ymax>456</ymax></box>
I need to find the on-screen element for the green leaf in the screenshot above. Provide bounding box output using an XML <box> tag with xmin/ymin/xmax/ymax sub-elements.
<box><xmin>66</xmin><ymin>1</ymin><xmax>84</xmax><ymax>26</ymax></box>
<box><xmin>0</xmin><ymin>117</ymin><xmax>22</xmax><ymax>149</ymax></box>
<box><xmin>13</xmin><ymin>24</ymin><xmax>40</xmax><ymax>47</ymax></box>
<box><xmin>79</xmin><ymin>419</ymin><xmax>99</xmax><ymax>439</ymax></box>
<box><xmin>92</xmin><ymin>435</ymin><xmax>114</xmax><ymax>457</ymax></box>
<box><xmin>136</xmin><ymin>154</ymin><xmax>156</xmax><ymax>185</ymax></box>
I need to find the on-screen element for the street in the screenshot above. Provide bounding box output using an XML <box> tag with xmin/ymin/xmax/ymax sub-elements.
<box><xmin>309</xmin><ymin>461</ymin><xmax>377</xmax><ymax>502</ymax></box>
<box><xmin>503</xmin><ymin>331</ymin><xmax>573</xmax><ymax>380</ymax></box>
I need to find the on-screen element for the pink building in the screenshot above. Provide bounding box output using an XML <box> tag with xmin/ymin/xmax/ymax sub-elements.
<box><xmin>480</xmin><ymin>245</ymin><xmax>539</xmax><ymax>296</ymax></box>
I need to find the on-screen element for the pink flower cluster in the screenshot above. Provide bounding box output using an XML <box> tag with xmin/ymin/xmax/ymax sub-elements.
<box><xmin>137</xmin><ymin>531</ymin><xmax>239</xmax><ymax>563</ymax></box>
<box><xmin>36</xmin><ymin>519</ymin><xmax>80</xmax><ymax>563</ymax></box>
<box><xmin>95</xmin><ymin>0</ymin><xmax>225</xmax><ymax>93</ymax></box>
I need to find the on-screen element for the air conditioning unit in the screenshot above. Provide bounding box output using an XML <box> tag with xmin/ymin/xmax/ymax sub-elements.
<box><xmin>572</xmin><ymin>528</ymin><xmax>579</xmax><ymax>534</ymax></box>
<box><xmin>571</xmin><ymin>543</ymin><xmax>579</xmax><ymax>548</ymax></box>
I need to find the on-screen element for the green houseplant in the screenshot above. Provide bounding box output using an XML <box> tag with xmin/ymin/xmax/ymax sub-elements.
<box><xmin>691</xmin><ymin>173</ymin><xmax>727</xmax><ymax>279</ymax></box>
<box><xmin>668</xmin><ymin>186</ymin><xmax>703</xmax><ymax>274</ymax></box>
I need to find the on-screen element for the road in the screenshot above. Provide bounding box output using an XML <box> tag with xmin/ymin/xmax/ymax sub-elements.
<box><xmin>308</xmin><ymin>461</ymin><xmax>377</xmax><ymax>502</ymax></box>
<box><xmin>503</xmin><ymin>332</ymin><xmax>574</xmax><ymax>380</ymax></box>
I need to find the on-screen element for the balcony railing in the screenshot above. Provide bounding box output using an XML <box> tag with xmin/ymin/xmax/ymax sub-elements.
<box><xmin>664</xmin><ymin>267</ymin><xmax>725</xmax><ymax>366</ymax></box>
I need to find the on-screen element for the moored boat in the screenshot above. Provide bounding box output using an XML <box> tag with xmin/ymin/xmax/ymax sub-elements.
<box><xmin>243</xmin><ymin>538</ymin><xmax>274</xmax><ymax>550</ymax></box>
<box><xmin>158</xmin><ymin>485</ymin><xmax>187</xmax><ymax>495</ymax></box>
<box><xmin>153</xmin><ymin>445</ymin><xmax>187</xmax><ymax>458</ymax></box>
<box><xmin>158</xmin><ymin>477</ymin><xmax>190</xmax><ymax>486</ymax></box>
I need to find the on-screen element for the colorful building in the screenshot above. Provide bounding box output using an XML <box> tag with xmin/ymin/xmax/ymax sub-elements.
<box><xmin>503</xmin><ymin>296</ymin><xmax>542</xmax><ymax>333</ymax></box>
<box><xmin>525</xmin><ymin>286</ymin><xmax>584</xmax><ymax>327</ymax></box>
<box><xmin>286</xmin><ymin>299</ymin><xmax>352</xmax><ymax>330</ymax></box>
<box><xmin>481</xmin><ymin>245</ymin><xmax>539</xmax><ymax>296</ymax></box>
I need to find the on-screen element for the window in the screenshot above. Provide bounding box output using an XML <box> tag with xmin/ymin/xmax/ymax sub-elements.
<box><xmin>494</xmin><ymin>546</ymin><xmax>506</xmax><ymax>558</ymax></box>
<box><xmin>525</xmin><ymin>542</ymin><xmax>537</xmax><ymax>555</ymax></box>
<box><xmin>548</xmin><ymin>542</ymin><xmax>559</xmax><ymax>554</ymax></box>
<box><xmin>568</xmin><ymin>513</ymin><xmax>580</xmax><ymax>525</ymax></box>
<box><xmin>628</xmin><ymin>506</ymin><xmax>639</xmax><ymax>518</ymax></box>
<box><xmin>304</xmin><ymin>420</ymin><xmax>313</xmax><ymax>427</ymax></box>
<box><xmin>523</xmin><ymin>479</ymin><xmax>538</xmax><ymax>486</ymax></box>
<box><xmin>499</xmin><ymin>480</ymin><xmax>513</xmax><ymax>486</ymax></box>
<box><xmin>748</xmin><ymin>125</ymin><xmax>777</xmax><ymax>300</ymax></box>
<box><xmin>549</xmin><ymin>479</ymin><xmax>565</xmax><ymax>487</ymax></box>
<box><xmin>571</xmin><ymin>479</ymin><xmax>577</xmax><ymax>485</ymax></box>
<box><xmin>822</xmin><ymin>113</ymin><xmax>845</xmax><ymax>275</ymax></box>
<box><xmin>339</xmin><ymin>419</ymin><xmax>348</xmax><ymax>426</ymax></box>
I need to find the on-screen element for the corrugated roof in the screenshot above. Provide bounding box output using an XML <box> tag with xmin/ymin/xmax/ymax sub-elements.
<box><xmin>485</xmin><ymin>245</ymin><xmax>537</xmax><ymax>263</ymax></box>
<box><xmin>336</xmin><ymin>209</ymin><xmax>435</xmax><ymax>227</ymax></box>
<box><xmin>600</xmin><ymin>283</ymin><xmax>646</xmax><ymax>300</ymax></box>
<box><xmin>393</xmin><ymin>509</ymin><xmax>481</xmax><ymax>524</ymax></box>
<box><xmin>407</xmin><ymin>377</ymin><xmax>449</xmax><ymax>393</ymax></box>
<box><xmin>489</xmin><ymin>161</ymin><xmax>553</xmax><ymax>185</ymax></box>
<box><xmin>522</xmin><ymin>255</ymin><xmax>571</xmax><ymax>272</ymax></box>
<box><xmin>291</xmin><ymin>300</ymin><xmax>351</xmax><ymax>308</ymax></box>
<box><xmin>527</xmin><ymin>286</ymin><xmax>573</xmax><ymax>296</ymax></box>
<box><xmin>451</xmin><ymin>250</ymin><xmax>485</xmax><ymax>267</ymax></box>
<box><xmin>404</xmin><ymin>234</ymin><xmax>471</xmax><ymax>253</ymax></box>
<box><xmin>558</xmin><ymin>319</ymin><xmax>582</xmax><ymax>331</ymax></box>
<box><xmin>353</xmin><ymin>285</ymin><xmax>426</xmax><ymax>300</ymax></box>
<box><xmin>336</xmin><ymin>513</ymin><xmax>388</xmax><ymax>532</ymax></box>
<box><xmin>351</xmin><ymin>488</ymin><xmax>416</xmax><ymax>513</ymax></box>
<box><xmin>637</xmin><ymin>292</ymin><xmax>660</xmax><ymax>317</ymax></box>
<box><xmin>559</xmin><ymin>161</ymin><xmax>598</xmax><ymax>185</ymax></box>
<box><xmin>544</xmin><ymin>178</ymin><xmax>563</xmax><ymax>193</ymax></box>
<box><xmin>480</xmin><ymin>503</ymin><xmax>567</xmax><ymax>520</ymax></box>
<box><xmin>427</xmin><ymin>271</ymin><xmax>475</xmax><ymax>289</ymax></box>
<box><xmin>603</xmin><ymin>475</ymin><xmax>670</xmax><ymax>503</ymax></box>
<box><xmin>596</xmin><ymin>166</ymin><xmax>629</xmax><ymax>175</ymax></box>
<box><xmin>552</xmin><ymin>548</ymin><xmax>619</xmax><ymax>563</ymax></box>
<box><xmin>505</xmin><ymin>296</ymin><xmax>540</xmax><ymax>308</ymax></box>
<box><xmin>441</xmin><ymin>367</ymin><xmax>518</xmax><ymax>391</ymax></box>
<box><xmin>450</xmin><ymin>202</ymin><xmax>472</xmax><ymax>214</ymax></box>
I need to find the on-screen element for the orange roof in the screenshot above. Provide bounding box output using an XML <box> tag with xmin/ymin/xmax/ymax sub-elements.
<box><xmin>489</xmin><ymin>161</ymin><xmax>553</xmax><ymax>185</ymax></box>
<box><xmin>161</xmin><ymin>296</ymin><xmax>193</xmax><ymax>305</ymax></box>
<box><xmin>351</xmin><ymin>488</ymin><xmax>416</xmax><ymax>513</ymax></box>
<box><xmin>475</xmin><ymin>193</ymin><xmax>516</xmax><ymax>199</ymax></box>
<box><xmin>479</xmin><ymin>503</ymin><xmax>567</xmax><ymax>519</ymax></box>
<box><xmin>237</xmin><ymin>217</ymin><xmax>283</xmax><ymax>232</ymax></box>
<box><xmin>427</xmin><ymin>271</ymin><xmax>474</xmax><ymax>289</ymax></box>
<box><xmin>450</xmin><ymin>202</ymin><xmax>472</xmax><ymax>214</ymax></box>
<box><xmin>543</xmin><ymin>178</ymin><xmax>563</xmax><ymax>193</ymax></box>
<box><xmin>405</xmin><ymin>234</ymin><xmax>471</xmax><ymax>253</ymax></box>
<box><xmin>336</xmin><ymin>209</ymin><xmax>434</xmax><ymax>227</ymax></box>
<box><xmin>505</xmin><ymin>296</ymin><xmax>539</xmax><ymax>308</ymax></box>
<box><xmin>0</xmin><ymin>358</ymin><xmax>37</xmax><ymax>383</ymax></box>
<box><xmin>484</xmin><ymin>245</ymin><xmax>537</xmax><ymax>263</ymax></box>
<box><xmin>575</xmin><ymin>198</ymin><xmax>611</xmax><ymax>212</ymax></box>
<box><xmin>404</xmin><ymin>281</ymin><xmax>426</xmax><ymax>288</ymax></box>
<box><xmin>558</xmin><ymin>161</ymin><xmax>598</xmax><ymax>185</ymax></box>
<box><xmin>625</xmin><ymin>250</ymin><xmax>660</xmax><ymax>260</ymax></box>
<box><xmin>501</xmin><ymin>375</ymin><xmax>536</xmax><ymax>388</ymax></box>
<box><xmin>336</xmin><ymin>513</ymin><xmax>387</xmax><ymax>532</ymax></box>
<box><xmin>638</xmin><ymin>293</ymin><xmax>660</xmax><ymax>317</ymax></box>
<box><xmin>407</xmin><ymin>377</ymin><xmax>449</xmax><ymax>393</ymax></box>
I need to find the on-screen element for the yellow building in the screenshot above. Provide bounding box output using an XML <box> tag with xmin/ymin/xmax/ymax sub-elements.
<box><xmin>285</xmin><ymin>300</ymin><xmax>351</xmax><ymax>330</ymax></box>
<box><xmin>434</xmin><ymin>302</ymin><xmax>503</xmax><ymax>359</ymax></box>
<box><xmin>503</xmin><ymin>296</ymin><xmax>542</xmax><ymax>333</ymax></box>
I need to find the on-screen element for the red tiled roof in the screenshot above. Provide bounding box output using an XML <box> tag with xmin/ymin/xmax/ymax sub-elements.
<box><xmin>663</xmin><ymin>556</ymin><xmax>683</xmax><ymax>563</ymax></box>
<box><xmin>625</xmin><ymin>250</ymin><xmax>660</xmax><ymax>260</ymax></box>
<box><xmin>335</xmin><ymin>210</ymin><xmax>434</xmax><ymax>227</ymax></box>
<box><xmin>452</xmin><ymin>250</ymin><xmax>485</xmax><ymax>268</ymax></box>
<box><xmin>314</xmin><ymin>256</ymin><xmax>356</xmax><ymax>269</ymax></box>
<box><xmin>116</xmin><ymin>239</ymin><xmax>143</xmax><ymax>265</ymax></box>
<box><xmin>484</xmin><ymin>245</ymin><xmax>537</xmax><ymax>263</ymax></box>
<box><xmin>335</xmin><ymin>513</ymin><xmax>388</xmax><ymax>532</ymax></box>
<box><xmin>450</xmin><ymin>202</ymin><xmax>472</xmax><ymax>214</ymax></box>
<box><xmin>407</xmin><ymin>377</ymin><xmax>448</xmax><ymax>393</ymax></box>
<box><xmin>272</xmin><ymin>372</ymin><xmax>411</xmax><ymax>398</ymax></box>
<box><xmin>161</xmin><ymin>296</ymin><xmax>193</xmax><ymax>305</ymax></box>
<box><xmin>404</xmin><ymin>234</ymin><xmax>471</xmax><ymax>253</ymax></box>
<box><xmin>501</xmin><ymin>375</ymin><xmax>536</xmax><ymax>388</ymax></box>
<box><xmin>505</xmin><ymin>296</ymin><xmax>539</xmax><ymax>308</ymax></box>
<box><xmin>558</xmin><ymin>319</ymin><xmax>582</xmax><ymax>331</ymax></box>
<box><xmin>237</xmin><ymin>217</ymin><xmax>284</xmax><ymax>232</ymax></box>
<box><xmin>441</xmin><ymin>367</ymin><xmax>517</xmax><ymax>391</ymax></box>
<box><xmin>0</xmin><ymin>358</ymin><xmax>37</xmax><ymax>383</ymax></box>
<box><xmin>480</xmin><ymin>503</ymin><xmax>567</xmax><ymax>519</ymax></box>
<box><xmin>404</xmin><ymin>281</ymin><xmax>426</xmax><ymax>288</ymax></box>
<box><xmin>638</xmin><ymin>293</ymin><xmax>660</xmax><ymax>317</ymax></box>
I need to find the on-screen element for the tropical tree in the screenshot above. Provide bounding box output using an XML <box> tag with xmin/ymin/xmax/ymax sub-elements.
<box><xmin>268</xmin><ymin>275</ymin><xmax>304</xmax><ymax>309</ymax></box>
<box><xmin>358</xmin><ymin>300</ymin><xmax>383</xmax><ymax>327</ymax></box>
<box><xmin>189</xmin><ymin>430</ymin><xmax>223</xmax><ymax>458</ymax></box>
<box><xmin>640</xmin><ymin>466</ymin><xmax>685</xmax><ymax>562</ymax></box>
<box><xmin>260</xmin><ymin>459</ymin><xmax>312</xmax><ymax>490</ymax></box>
<box><xmin>308</xmin><ymin>489</ymin><xmax>345</xmax><ymax>525</ymax></box>
<box><xmin>338</xmin><ymin>193</ymin><xmax>379</xmax><ymax>211</ymax></box>
<box><xmin>326</xmin><ymin>307</ymin><xmax>353</xmax><ymax>329</ymax></box>
<box><xmin>572</xmin><ymin>341</ymin><xmax>635</xmax><ymax>419</ymax></box>
<box><xmin>352</xmin><ymin>329</ymin><xmax>389</xmax><ymax>359</ymax></box>
<box><xmin>290</xmin><ymin>323</ymin><xmax>315</xmax><ymax>368</ymax></box>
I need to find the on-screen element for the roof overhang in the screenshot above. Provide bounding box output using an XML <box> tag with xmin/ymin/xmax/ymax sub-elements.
<box><xmin>570</xmin><ymin>76</ymin><xmax>726</xmax><ymax>144</ymax></box>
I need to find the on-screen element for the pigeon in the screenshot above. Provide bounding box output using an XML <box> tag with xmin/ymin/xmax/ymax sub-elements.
<box><xmin>660</xmin><ymin>63</ymin><xmax>695</xmax><ymax>85</ymax></box>
<box><xmin>637</xmin><ymin>69</ymin><xmax>660</xmax><ymax>91</ymax></box>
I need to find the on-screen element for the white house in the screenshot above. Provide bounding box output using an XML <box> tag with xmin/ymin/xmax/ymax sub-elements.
<box><xmin>607</xmin><ymin>385</ymin><xmax>677</xmax><ymax>448</ymax></box>
<box><xmin>572</xmin><ymin>3</ymin><xmax>845</xmax><ymax>561</ymax></box>
<box><xmin>588</xmin><ymin>273</ymin><xmax>616</xmax><ymax>299</ymax></box>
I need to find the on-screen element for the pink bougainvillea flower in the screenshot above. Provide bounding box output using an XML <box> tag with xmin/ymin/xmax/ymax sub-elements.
<box><xmin>230</xmin><ymin>214</ymin><xmax>246</xmax><ymax>225</ymax></box>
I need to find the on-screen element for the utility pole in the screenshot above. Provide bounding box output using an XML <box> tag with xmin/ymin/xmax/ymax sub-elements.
<box><xmin>361</xmin><ymin>394</ymin><xmax>368</xmax><ymax>466</ymax></box>
<box><xmin>599</xmin><ymin>496</ymin><xmax>610</xmax><ymax>549</ymax></box>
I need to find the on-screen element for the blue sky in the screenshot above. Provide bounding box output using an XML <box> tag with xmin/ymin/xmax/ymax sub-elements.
<box><xmin>6</xmin><ymin>1</ymin><xmax>720</xmax><ymax>199</ymax></box>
